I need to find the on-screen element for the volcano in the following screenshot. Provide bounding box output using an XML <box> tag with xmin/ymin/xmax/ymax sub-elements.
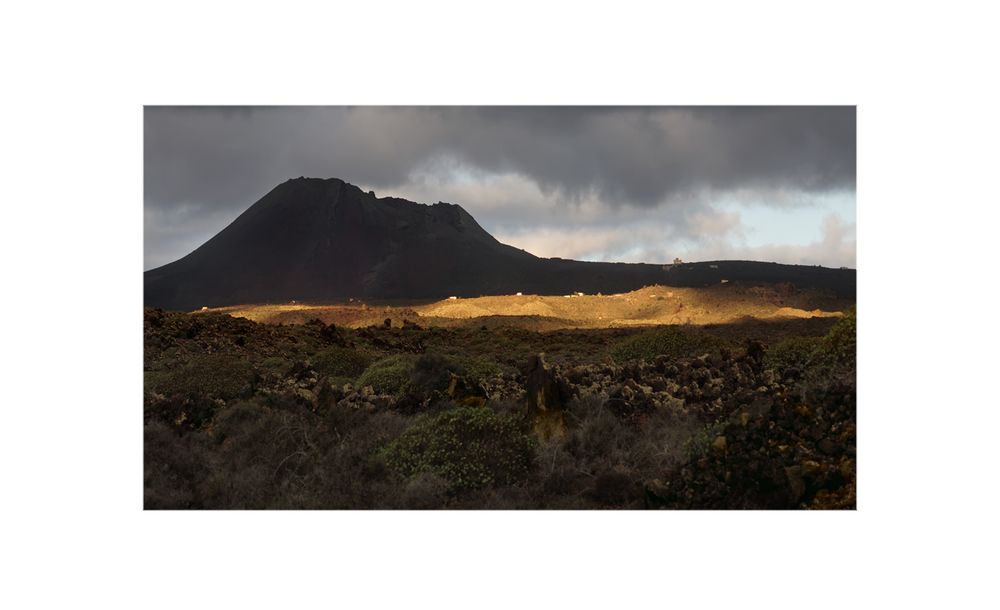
<box><xmin>144</xmin><ymin>177</ymin><xmax>855</xmax><ymax>311</ymax></box>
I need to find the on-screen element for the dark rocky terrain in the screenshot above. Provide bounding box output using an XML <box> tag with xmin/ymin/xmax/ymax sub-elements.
<box><xmin>144</xmin><ymin>177</ymin><xmax>856</xmax><ymax>311</ymax></box>
<box><xmin>144</xmin><ymin>306</ymin><xmax>855</xmax><ymax>509</ymax></box>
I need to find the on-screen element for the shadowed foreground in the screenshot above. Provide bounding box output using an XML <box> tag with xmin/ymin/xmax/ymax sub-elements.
<box><xmin>144</xmin><ymin>301</ymin><xmax>856</xmax><ymax>509</ymax></box>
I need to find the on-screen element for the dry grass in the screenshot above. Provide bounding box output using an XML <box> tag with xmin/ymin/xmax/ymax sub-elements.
<box><xmin>196</xmin><ymin>283</ymin><xmax>849</xmax><ymax>330</ymax></box>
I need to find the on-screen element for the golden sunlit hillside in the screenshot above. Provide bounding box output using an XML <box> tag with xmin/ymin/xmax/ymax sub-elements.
<box><xmin>197</xmin><ymin>283</ymin><xmax>850</xmax><ymax>330</ymax></box>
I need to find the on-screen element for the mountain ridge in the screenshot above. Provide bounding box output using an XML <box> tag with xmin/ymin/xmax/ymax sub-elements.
<box><xmin>144</xmin><ymin>177</ymin><xmax>856</xmax><ymax>311</ymax></box>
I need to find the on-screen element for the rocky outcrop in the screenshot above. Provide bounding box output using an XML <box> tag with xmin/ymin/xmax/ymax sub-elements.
<box><xmin>523</xmin><ymin>353</ymin><xmax>574</xmax><ymax>439</ymax></box>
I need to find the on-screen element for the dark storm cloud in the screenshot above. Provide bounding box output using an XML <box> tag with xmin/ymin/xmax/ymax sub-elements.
<box><xmin>407</xmin><ymin>106</ymin><xmax>856</xmax><ymax>204</ymax></box>
<box><xmin>144</xmin><ymin>106</ymin><xmax>855</xmax><ymax>268</ymax></box>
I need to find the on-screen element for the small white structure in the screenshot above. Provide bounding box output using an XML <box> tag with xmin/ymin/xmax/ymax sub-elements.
<box><xmin>575</xmin><ymin>291</ymin><xmax>584</xmax><ymax>297</ymax></box>
<box><xmin>200</xmin><ymin>306</ymin><xmax>209</xmax><ymax>311</ymax></box>
<box><xmin>673</xmin><ymin>257</ymin><xmax>683</xmax><ymax>265</ymax></box>
<box><xmin>448</xmin><ymin>296</ymin><xmax>458</xmax><ymax>300</ymax></box>
<box><xmin>515</xmin><ymin>292</ymin><xmax>523</xmax><ymax>296</ymax></box>
<box><xmin>721</xmin><ymin>279</ymin><xmax>730</xmax><ymax>284</ymax></box>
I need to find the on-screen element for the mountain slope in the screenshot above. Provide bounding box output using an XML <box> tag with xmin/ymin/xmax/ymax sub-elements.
<box><xmin>144</xmin><ymin>177</ymin><xmax>855</xmax><ymax>311</ymax></box>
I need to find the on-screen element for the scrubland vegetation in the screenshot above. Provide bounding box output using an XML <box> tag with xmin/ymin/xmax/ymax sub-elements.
<box><xmin>144</xmin><ymin>303</ymin><xmax>856</xmax><ymax>509</ymax></box>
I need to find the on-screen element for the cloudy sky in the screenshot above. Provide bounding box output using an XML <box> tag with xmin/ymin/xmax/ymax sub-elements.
<box><xmin>144</xmin><ymin>106</ymin><xmax>855</xmax><ymax>270</ymax></box>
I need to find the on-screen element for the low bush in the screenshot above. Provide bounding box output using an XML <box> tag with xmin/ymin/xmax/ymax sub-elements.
<box><xmin>380</xmin><ymin>406</ymin><xmax>535</xmax><ymax>491</ymax></box>
<box><xmin>311</xmin><ymin>346</ymin><xmax>373</xmax><ymax>379</ymax></box>
<box><xmin>144</xmin><ymin>394</ymin><xmax>220</xmax><ymax>431</ymax></box>
<box><xmin>357</xmin><ymin>354</ymin><xmax>416</xmax><ymax>395</ymax></box>
<box><xmin>210</xmin><ymin>401</ymin><xmax>278</xmax><ymax>449</ymax></box>
<box><xmin>765</xmin><ymin>336</ymin><xmax>823</xmax><ymax>373</ymax></box>
<box><xmin>461</xmin><ymin>356</ymin><xmax>509</xmax><ymax>388</ymax></box>
<box><xmin>822</xmin><ymin>308</ymin><xmax>856</xmax><ymax>365</ymax></box>
<box><xmin>259</xmin><ymin>356</ymin><xmax>293</xmax><ymax>377</ymax></box>
<box><xmin>145</xmin><ymin>354</ymin><xmax>254</xmax><ymax>400</ymax></box>
<box><xmin>408</xmin><ymin>352</ymin><xmax>463</xmax><ymax>397</ymax></box>
<box><xmin>400</xmin><ymin>472</ymin><xmax>451</xmax><ymax>509</ymax></box>
<box><xmin>684</xmin><ymin>421</ymin><xmax>727</xmax><ymax>460</ymax></box>
<box><xmin>611</xmin><ymin>326</ymin><xmax>718</xmax><ymax>363</ymax></box>
<box><xmin>144</xmin><ymin>420</ymin><xmax>210</xmax><ymax>509</ymax></box>
<box><xmin>589</xmin><ymin>470</ymin><xmax>637</xmax><ymax>506</ymax></box>
<box><xmin>564</xmin><ymin>399</ymin><xmax>622</xmax><ymax>462</ymax></box>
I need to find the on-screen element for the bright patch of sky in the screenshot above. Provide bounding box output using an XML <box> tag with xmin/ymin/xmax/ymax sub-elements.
<box><xmin>717</xmin><ymin>190</ymin><xmax>855</xmax><ymax>248</ymax></box>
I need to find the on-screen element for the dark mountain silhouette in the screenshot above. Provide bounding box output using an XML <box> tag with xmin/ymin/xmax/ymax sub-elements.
<box><xmin>144</xmin><ymin>177</ymin><xmax>856</xmax><ymax>311</ymax></box>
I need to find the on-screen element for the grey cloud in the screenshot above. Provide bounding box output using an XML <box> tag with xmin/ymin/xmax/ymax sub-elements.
<box><xmin>146</xmin><ymin>106</ymin><xmax>854</xmax><ymax>205</ymax></box>
<box><xmin>144</xmin><ymin>106</ymin><xmax>855</xmax><ymax>268</ymax></box>
<box><xmin>340</xmin><ymin>106</ymin><xmax>855</xmax><ymax>204</ymax></box>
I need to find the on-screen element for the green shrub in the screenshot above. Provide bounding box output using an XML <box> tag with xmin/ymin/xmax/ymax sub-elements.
<box><xmin>210</xmin><ymin>401</ymin><xmax>277</xmax><ymax>448</ymax></box>
<box><xmin>765</xmin><ymin>336</ymin><xmax>823</xmax><ymax>372</ymax></box>
<box><xmin>380</xmin><ymin>406</ymin><xmax>535</xmax><ymax>491</ymax></box>
<box><xmin>144</xmin><ymin>421</ymin><xmax>209</xmax><ymax>509</ymax></box>
<box><xmin>259</xmin><ymin>356</ymin><xmax>293</xmax><ymax>376</ymax></box>
<box><xmin>324</xmin><ymin>376</ymin><xmax>356</xmax><ymax>390</ymax></box>
<box><xmin>461</xmin><ymin>356</ymin><xmax>508</xmax><ymax>387</ymax></box>
<box><xmin>611</xmin><ymin>326</ymin><xmax>718</xmax><ymax>363</ymax></box>
<box><xmin>144</xmin><ymin>370</ymin><xmax>170</xmax><ymax>395</ymax></box>
<box><xmin>409</xmin><ymin>353</ymin><xmax>463</xmax><ymax>397</ymax></box>
<box><xmin>408</xmin><ymin>354</ymin><xmax>511</xmax><ymax>398</ymax></box>
<box><xmin>357</xmin><ymin>354</ymin><xmax>416</xmax><ymax>395</ymax></box>
<box><xmin>145</xmin><ymin>354</ymin><xmax>253</xmax><ymax>399</ymax></box>
<box><xmin>311</xmin><ymin>347</ymin><xmax>373</xmax><ymax>379</ymax></box>
<box><xmin>822</xmin><ymin>308</ymin><xmax>856</xmax><ymax>364</ymax></box>
<box><xmin>684</xmin><ymin>421</ymin><xmax>727</xmax><ymax>460</ymax></box>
